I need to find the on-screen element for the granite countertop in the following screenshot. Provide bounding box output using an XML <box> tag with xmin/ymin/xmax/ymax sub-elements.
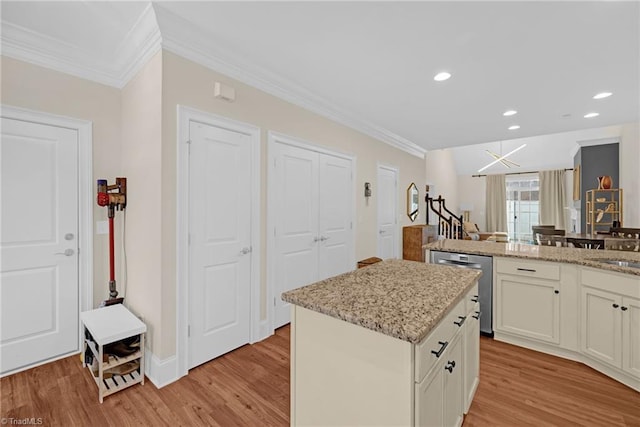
<box><xmin>281</xmin><ymin>259</ymin><xmax>481</xmax><ymax>344</ymax></box>
<box><xmin>427</xmin><ymin>240</ymin><xmax>640</xmax><ymax>276</ymax></box>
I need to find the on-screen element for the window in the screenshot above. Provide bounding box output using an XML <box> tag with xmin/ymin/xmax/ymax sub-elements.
<box><xmin>506</xmin><ymin>175</ymin><xmax>539</xmax><ymax>242</ymax></box>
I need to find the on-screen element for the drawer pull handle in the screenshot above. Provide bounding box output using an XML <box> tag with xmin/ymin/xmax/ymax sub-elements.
<box><xmin>472</xmin><ymin>311</ymin><xmax>481</xmax><ymax>320</ymax></box>
<box><xmin>621</xmin><ymin>306</ymin><xmax>628</xmax><ymax>311</ymax></box>
<box><xmin>444</xmin><ymin>361</ymin><xmax>455</xmax><ymax>373</ymax></box>
<box><xmin>431</xmin><ymin>341</ymin><xmax>449</xmax><ymax>358</ymax></box>
<box><xmin>454</xmin><ymin>316</ymin><xmax>466</xmax><ymax>327</ymax></box>
<box><xmin>613</xmin><ymin>304</ymin><xmax>620</xmax><ymax>309</ymax></box>
<box><xmin>471</xmin><ymin>296</ymin><xmax>479</xmax><ymax>303</ymax></box>
<box><xmin>554</xmin><ymin>290</ymin><xmax>559</xmax><ymax>294</ymax></box>
<box><xmin>516</xmin><ymin>268</ymin><xmax>536</xmax><ymax>273</ymax></box>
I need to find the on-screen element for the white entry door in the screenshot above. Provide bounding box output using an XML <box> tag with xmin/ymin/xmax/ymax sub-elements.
<box><xmin>188</xmin><ymin>121</ymin><xmax>252</xmax><ymax>369</ymax></box>
<box><xmin>1</xmin><ymin>117</ymin><xmax>79</xmax><ymax>375</ymax></box>
<box><xmin>272</xmin><ymin>140</ymin><xmax>354</xmax><ymax>328</ymax></box>
<box><xmin>377</xmin><ymin>165</ymin><xmax>398</xmax><ymax>259</ymax></box>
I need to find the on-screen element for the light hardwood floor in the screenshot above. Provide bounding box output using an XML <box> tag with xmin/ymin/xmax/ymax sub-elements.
<box><xmin>2</xmin><ymin>327</ymin><xmax>639</xmax><ymax>426</ymax></box>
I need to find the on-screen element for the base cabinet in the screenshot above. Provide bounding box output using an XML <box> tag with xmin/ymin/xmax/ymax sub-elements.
<box><xmin>463</xmin><ymin>306</ymin><xmax>480</xmax><ymax>413</ymax></box>
<box><xmin>622</xmin><ymin>296</ymin><xmax>640</xmax><ymax>378</ymax></box>
<box><xmin>415</xmin><ymin>363</ymin><xmax>443</xmax><ymax>427</ymax></box>
<box><xmin>581</xmin><ymin>286</ymin><xmax>622</xmax><ymax>366</ymax></box>
<box><xmin>442</xmin><ymin>333</ymin><xmax>464</xmax><ymax>427</ymax></box>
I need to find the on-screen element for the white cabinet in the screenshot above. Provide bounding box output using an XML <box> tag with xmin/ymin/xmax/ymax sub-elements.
<box><xmin>580</xmin><ymin>267</ymin><xmax>640</xmax><ymax>386</ymax></box>
<box><xmin>442</xmin><ymin>332</ymin><xmax>464</xmax><ymax>427</ymax></box>
<box><xmin>415</xmin><ymin>362</ymin><xmax>443</xmax><ymax>427</ymax></box>
<box><xmin>622</xmin><ymin>296</ymin><xmax>640</xmax><ymax>379</ymax></box>
<box><xmin>581</xmin><ymin>286</ymin><xmax>621</xmax><ymax>366</ymax></box>
<box><xmin>495</xmin><ymin>258</ymin><xmax>561</xmax><ymax>344</ymax></box>
<box><xmin>463</xmin><ymin>302</ymin><xmax>480</xmax><ymax>413</ymax></box>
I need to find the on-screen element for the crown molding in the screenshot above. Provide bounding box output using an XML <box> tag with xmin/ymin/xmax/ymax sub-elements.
<box><xmin>1</xmin><ymin>4</ymin><xmax>425</xmax><ymax>157</ymax></box>
<box><xmin>0</xmin><ymin>4</ymin><xmax>161</xmax><ymax>89</ymax></box>
<box><xmin>152</xmin><ymin>4</ymin><xmax>426</xmax><ymax>159</ymax></box>
<box><xmin>1</xmin><ymin>20</ymin><xmax>123</xmax><ymax>87</ymax></box>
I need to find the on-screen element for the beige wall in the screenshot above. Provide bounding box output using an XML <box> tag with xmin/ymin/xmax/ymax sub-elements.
<box><xmin>160</xmin><ymin>51</ymin><xmax>426</xmax><ymax>358</ymax></box>
<box><xmin>0</xmin><ymin>56</ymin><xmax>122</xmax><ymax>308</ymax></box>
<box><xmin>425</xmin><ymin>148</ymin><xmax>459</xmax><ymax>226</ymax></box>
<box><xmin>457</xmin><ymin>175</ymin><xmax>486</xmax><ymax>230</ymax></box>
<box><xmin>620</xmin><ymin>121</ymin><xmax>640</xmax><ymax>227</ymax></box>
<box><xmin>120</xmin><ymin>51</ymin><xmax>164</xmax><ymax>353</ymax></box>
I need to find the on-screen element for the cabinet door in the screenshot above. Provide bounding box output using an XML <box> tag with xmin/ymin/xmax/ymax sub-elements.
<box><xmin>415</xmin><ymin>361</ymin><xmax>443</xmax><ymax>427</ymax></box>
<box><xmin>496</xmin><ymin>274</ymin><xmax>560</xmax><ymax>344</ymax></box>
<box><xmin>443</xmin><ymin>333</ymin><xmax>464</xmax><ymax>427</ymax></box>
<box><xmin>464</xmin><ymin>306</ymin><xmax>480</xmax><ymax>414</ymax></box>
<box><xmin>581</xmin><ymin>287</ymin><xmax>622</xmax><ymax>368</ymax></box>
<box><xmin>622</xmin><ymin>296</ymin><xmax>640</xmax><ymax>379</ymax></box>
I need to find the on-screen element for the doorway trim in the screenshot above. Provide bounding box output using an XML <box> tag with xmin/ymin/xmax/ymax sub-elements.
<box><xmin>0</xmin><ymin>104</ymin><xmax>93</xmax><ymax>365</ymax></box>
<box><xmin>376</xmin><ymin>162</ymin><xmax>400</xmax><ymax>259</ymax></box>
<box><xmin>176</xmin><ymin>105</ymin><xmax>261</xmax><ymax>379</ymax></box>
<box><xmin>266</xmin><ymin>131</ymin><xmax>356</xmax><ymax>333</ymax></box>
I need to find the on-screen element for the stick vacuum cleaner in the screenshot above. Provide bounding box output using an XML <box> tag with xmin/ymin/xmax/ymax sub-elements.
<box><xmin>97</xmin><ymin>177</ymin><xmax>127</xmax><ymax>306</ymax></box>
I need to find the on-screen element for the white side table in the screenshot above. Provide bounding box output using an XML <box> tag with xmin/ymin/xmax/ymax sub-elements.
<box><xmin>81</xmin><ymin>304</ymin><xmax>146</xmax><ymax>403</ymax></box>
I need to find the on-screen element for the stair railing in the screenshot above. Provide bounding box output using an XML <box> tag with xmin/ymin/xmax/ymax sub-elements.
<box><xmin>426</xmin><ymin>194</ymin><xmax>463</xmax><ymax>239</ymax></box>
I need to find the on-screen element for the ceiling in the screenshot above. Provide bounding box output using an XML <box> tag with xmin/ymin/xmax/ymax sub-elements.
<box><xmin>1</xmin><ymin>1</ymin><xmax>638</xmax><ymax>153</ymax></box>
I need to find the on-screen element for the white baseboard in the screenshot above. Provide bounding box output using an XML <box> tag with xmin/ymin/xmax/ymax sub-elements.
<box><xmin>144</xmin><ymin>349</ymin><xmax>180</xmax><ymax>389</ymax></box>
<box><xmin>256</xmin><ymin>319</ymin><xmax>274</xmax><ymax>343</ymax></box>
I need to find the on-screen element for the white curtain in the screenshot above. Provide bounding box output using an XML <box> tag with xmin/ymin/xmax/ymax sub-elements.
<box><xmin>539</xmin><ymin>169</ymin><xmax>566</xmax><ymax>230</ymax></box>
<box><xmin>485</xmin><ymin>174</ymin><xmax>507</xmax><ymax>232</ymax></box>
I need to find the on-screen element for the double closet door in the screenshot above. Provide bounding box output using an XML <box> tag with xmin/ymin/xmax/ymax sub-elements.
<box><xmin>272</xmin><ymin>141</ymin><xmax>354</xmax><ymax>328</ymax></box>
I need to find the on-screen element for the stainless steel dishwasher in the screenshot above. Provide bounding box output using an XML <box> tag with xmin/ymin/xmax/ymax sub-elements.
<box><xmin>430</xmin><ymin>251</ymin><xmax>493</xmax><ymax>336</ymax></box>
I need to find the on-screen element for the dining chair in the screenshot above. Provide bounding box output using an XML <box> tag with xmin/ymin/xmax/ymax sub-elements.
<box><xmin>566</xmin><ymin>238</ymin><xmax>604</xmax><ymax>250</ymax></box>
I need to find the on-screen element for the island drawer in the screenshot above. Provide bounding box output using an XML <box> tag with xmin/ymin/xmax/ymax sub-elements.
<box><xmin>415</xmin><ymin>297</ymin><xmax>466</xmax><ymax>383</ymax></box>
<box><xmin>496</xmin><ymin>258</ymin><xmax>560</xmax><ymax>281</ymax></box>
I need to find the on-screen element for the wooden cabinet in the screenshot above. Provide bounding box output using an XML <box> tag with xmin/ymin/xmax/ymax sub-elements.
<box><xmin>495</xmin><ymin>258</ymin><xmax>561</xmax><ymax>345</ymax></box>
<box><xmin>585</xmin><ymin>188</ymin><xmax>623</xmax><ymax>234</ymax></box>
<box><xmin>403</xmin><ymin>225</ymin><xmax>437</xmax><ymax>262</ymax></box>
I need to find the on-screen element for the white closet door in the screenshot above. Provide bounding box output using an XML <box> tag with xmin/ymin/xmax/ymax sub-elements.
<box><xmin>1</xmin><ymin>118</ymin><xmax>79</xmax><ymax>375</ymax></box>
<box><xmin>318</xmin><ymin>154</ymin><xmax>353</xmax><ymax>280</ymax></box>
<box><xmin>273</xmin><ymin>143</ymin><xmax>320</xmax><ymax>328</ymax></box>
<box><xmin>188</xmin><ymin>121</ymin><xmax>252</xmax><ymax>369</ymax></box>
<box><xmin>377</xmin><ymin>165</ymin><xmax>398</xmax><ymax>259</ymax></box>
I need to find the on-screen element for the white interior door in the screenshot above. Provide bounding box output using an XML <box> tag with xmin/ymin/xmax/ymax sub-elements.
<box><xmin>273</xmin><ymin>143</ymin><xmax>319</xmax><ymax>328</ymax></box>
<box><xmin>318</xmin><ymin>154</ymin><xmax>353</xmax><ymax>280</ymax></box>
<box><xmin>1</xmin><ymin>117</ymin><xmax>79</xmax><ymax>375</ymax></box>
<box><xmin>377</xmin><ymin>165</ymin><xmax>398</xmax><ymax>259</ymax></box>
<box><xmin>189</xmin><ymin>121</ymin><xmax>252</xmax><ymax>369</ymax></box>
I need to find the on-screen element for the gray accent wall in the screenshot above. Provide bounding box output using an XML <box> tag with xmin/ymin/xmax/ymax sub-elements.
<box><xmin>574</xmin><ymin>143</ymin><xmax>619</xmax><ymax>232</ymax></box>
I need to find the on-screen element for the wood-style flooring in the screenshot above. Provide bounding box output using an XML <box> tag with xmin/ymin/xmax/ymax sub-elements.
<box><xmin>2</xmin><ymin>327</ymin><xmax>639</xmax><ymax>426</ymax></box>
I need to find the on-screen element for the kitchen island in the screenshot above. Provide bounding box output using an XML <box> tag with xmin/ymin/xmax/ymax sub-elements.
<box><xmin>282</xmin><ymin>259</ymin><xmax>481</xmax><ymax>426</ymax></box>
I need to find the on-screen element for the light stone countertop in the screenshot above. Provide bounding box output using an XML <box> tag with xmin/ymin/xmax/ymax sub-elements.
<box><xmin>427</xmin><ymin>239</ymin><xmax>640</xmax><ymax>276</ymax></box>
<box><xmin>281</xmin><ymin>259</ymin><xmax>481</xmax><ymax>344</ymax></box>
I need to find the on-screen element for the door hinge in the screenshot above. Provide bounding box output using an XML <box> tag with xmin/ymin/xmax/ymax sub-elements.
<box><xmin>188</xmin><ymin>233</ymin><xmax>191</xmax><ymax>246</ymax></box>
<box><xmin>274</xmin><ymin>158</ymin><xmax>277</xmax><ymax>168</ymax></box>
<box><xmin>274</xmin><ymin>296</ymin><xmax>276</xmax><ymax>307</ymax></box>
<box><xmin>350</xmin><ymin>222</ymin><xmax>353</xmax><ymax>230</ymax></box>
<box><xmin>188</xmin><ymin>325</ymin><xmax>191</xmax><ymax>338</ymax></box>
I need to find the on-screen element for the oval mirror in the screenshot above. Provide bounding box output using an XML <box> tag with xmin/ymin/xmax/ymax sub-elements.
<box><xmin>407</xmin><ymin>183</ymin><xmax>419</xmax><ymax>222</ymax></box>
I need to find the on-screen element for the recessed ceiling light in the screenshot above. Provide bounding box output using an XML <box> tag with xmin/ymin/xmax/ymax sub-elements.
<box><xmin>508</xmin><ymin>125</ymin><xmax>520</xmax><ymax>130</ymax></box>
<box><xmin>503</xmin><ymin>110</ymin><xmax>517</xmax><ymax>116</ymax></box>
<box><xmin>434</xmin><ymin>72</ymin><xmax>451</xmax><ymax>82</ymax></box>
<box><xmin>584</xmin><ymin>112</ymin><xmax>599</xmax><ymax>118</ymax></box>
<box><xmin>593</xmin><ymin>92</ymin><xmax>612</xmax><ymax>100</ymax></box>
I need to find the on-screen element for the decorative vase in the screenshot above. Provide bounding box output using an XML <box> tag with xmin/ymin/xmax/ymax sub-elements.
<box><xmin>597</xmin><ymin>175</ymin><xmax>613</xmax><ymax>190</ymax></box>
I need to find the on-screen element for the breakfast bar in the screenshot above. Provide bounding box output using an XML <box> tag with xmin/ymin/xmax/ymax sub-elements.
<box><xmin>282</xmin><ymin>259</ymin><xmax>481</xmax><ymax>426</ymax></box>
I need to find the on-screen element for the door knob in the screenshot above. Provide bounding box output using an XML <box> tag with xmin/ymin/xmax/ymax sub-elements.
<box><xmin>379</xmin><ymin>230</ymin><xmax>385</xmax><ymax>234</ymax></box>
<box><xmin>55</xmin><ymin>249</ymin><xmax>75</xmax><ymax>256</ymax></box>
<box><xmin>64</xmin><ymin>233</ymin><xmax>75</xmax><ymax>241</ymax></box>
<box><xmin>239</xmin><ymin>247</ymin><xmax>252</xmax><ymax>255</ymax></box>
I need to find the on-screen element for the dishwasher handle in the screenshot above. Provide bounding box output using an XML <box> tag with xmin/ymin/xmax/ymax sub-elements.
<box><xmin>437</xmin><ymin>259</ymin><xmax>482</xmax><ymax>269</ymax></box>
